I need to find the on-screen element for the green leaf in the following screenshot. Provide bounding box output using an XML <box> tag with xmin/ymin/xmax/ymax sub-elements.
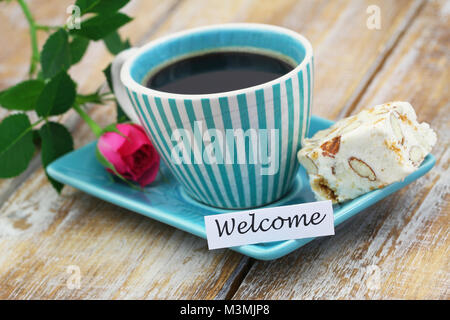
<box><xmin>32</xmin><ymin>130</ymin><xmax>41</xmax><ymax>147</ymax></box>
<box><xmin>116</xmin><ymin>102</ymin><xmax>130</xmax><ymax>123</ymax></box>
<box><xmin>70</xmin><ymin>13</ymin><xmax>132</xmax><ymax>41</ymax></box>
<box><xmin>39</xmin><ymin>122</ymin><xmax>74</xmax><ymax>192</ymax></box>
<box><xmin>69</xmin><ymin>35</ymin><xmax>90</xmax><ymax>65</ymax></box>
<box><xmin>74</xmin><ymin>0</ymin><xmax>101</xmax><ymax>14</ymax></box>
<box><xmin>40</xmin><ymin>29</ymin><xmax>71</xmax><ymax>79</ymax></box>
<box><xmin>103</xmin><ymin>63</ymin><xmax>113</xmax><ymax>91</ymax></box>
<box><xmin>0</xmin><ymin>79</ymin><xmax>45</xmax><ymax>111</ymax></box>
<box><xmin>103</xmin><ymin>30</ymin><xmax>130</xmax><ymax>54</ymax></box>
<box><xmin>0</xmin><ymin>114</ymin><xmax>35</xmax><ymax>178</ymax></box>
<box><xmin>75</xmin><ymin>0</ymin><xmax>129</xmax><ymax>15</ymax></box>
<box><xmin>37</xmin><ymin>70</ymin><xmax>44</xmax><ymax>80</ymax></box>
<box><xmin>36</xmin><ymin>71</ymin><xmax>76</xmax><ymax>117</ymax></box>
<box><xmin>102</xmin><ymin>63</ymin><xmax>130</xmax><ymax>123</ymax></box>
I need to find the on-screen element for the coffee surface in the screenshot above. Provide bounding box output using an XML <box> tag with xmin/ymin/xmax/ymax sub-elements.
<box><xmin>145</xmin><ymin>51</ymin><xmax>295</xmax><ymax>94</ymax></box>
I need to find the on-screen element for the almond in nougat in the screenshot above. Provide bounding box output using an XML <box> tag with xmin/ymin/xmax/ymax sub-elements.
<box><xmin>297</xmin><ymin>102</ymin><xmax>436</xmax><ymax>203</ymax></box>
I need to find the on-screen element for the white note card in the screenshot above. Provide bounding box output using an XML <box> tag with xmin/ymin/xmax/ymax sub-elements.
<box><xmin>204</xmin><ymin>200</ymin><xmax>335</xmax><ymax>250</ymax></box>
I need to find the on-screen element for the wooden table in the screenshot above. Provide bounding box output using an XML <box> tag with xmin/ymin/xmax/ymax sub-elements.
<box><xmin>0</xmin><ymin>0</ymin><xmax>448</xmax><ymax>299</ymax></box>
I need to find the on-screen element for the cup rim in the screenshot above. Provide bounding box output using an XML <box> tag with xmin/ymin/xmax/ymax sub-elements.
<box><xmin>121</xmin><ymin>23</ymin><xmax>313</xmax><ymax>100</ymax></box>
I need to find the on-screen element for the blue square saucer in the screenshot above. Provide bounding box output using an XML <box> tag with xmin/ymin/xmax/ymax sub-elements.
<box><xmin>47</xmin><ymin>116</ymin><xmax>435</xmax><ymax>260</ymax></box>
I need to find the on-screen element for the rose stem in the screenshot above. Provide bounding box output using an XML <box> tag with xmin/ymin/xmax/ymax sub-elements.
<box><xmin>73</xmin><ymin>103</ymin><xmax>103</xmax><ymax>138</ymax></box>
<box><xmin>17</xmin><ymin>0</ymin><xmax>40</xmax><ymax>77</ymax></box>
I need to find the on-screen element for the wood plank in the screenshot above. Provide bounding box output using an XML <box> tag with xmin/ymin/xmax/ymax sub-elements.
<box><xmin>0</xmin><ymin>0</ymin><xmax>252</xmax><ymax>300</ymax></box>
<box><xmin>0</xmin><ymin>0</ymin><xmax>179</xmax><ymax>202</ymax></box>
<box><xmin>150</xmin><ymin>0</ymin><xmax>424</xmax><ymax>119</ymax></box>
<box><xmin>0</xmin><ymin>0</ymin><xmax>430</xmax><ymax>299</ymax></box>
<box><xmin>0</xmin><ymin>176</ymin><xmax>245</xmax><ymax>299</ymax></box>
<box><xmin>0</xmin><ymin>0</ymin><xmax>73</xmax><ymax>89</ymax></box>
<box><xmin>0</xmin><ymin>0</ymin><xmax>75</xmax><ymax>202</ymax></box>
<box><xmin>0</xmin><ymin>0</ymin><xmax>179</xmax><ymax>91</ymax></box>
<box><xmin>233</xmin><ymin>0</ymin><xmax>449</xmax><ymax>299</ymax></box>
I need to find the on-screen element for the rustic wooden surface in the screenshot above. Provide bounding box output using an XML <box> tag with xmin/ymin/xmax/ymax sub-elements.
<box><xmin>0</xmin><ymin>0</ymin><xmax>448</xmax><ymax>299</ymax></box>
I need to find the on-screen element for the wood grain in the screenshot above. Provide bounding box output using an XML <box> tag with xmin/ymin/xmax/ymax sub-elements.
<box><xmin>0</xmin><ymin>0</ymin><xmax>75</xmax><ymax>203</ymax></box>
<box><xmin>0</xmin><ymin>0</ymin><xmax>72</xmax><ymax>89</ymax></box>
<box><xmin>0</xmin><ymin>0</ymin><xmax>249</xmax><ymax>300</ymax></box>
<box><xmin>151</xmin><ymin>0</ymin><xmax>424</xmax><ymax>119</ymax></box>
<box><xmin>233</xmin><ymin>0</ymin><xmax>449</xmax><ymax>300</ymax></box>
<box><xmin>0</xmin><ymin>0</ymin><xmax>179</xmax><ymax>200</ymax></box>
<box><xmin>0</xmin><ymin>178</ymin><xmax>245</xmax><ymax>299</ymax></box>
<box><xmin>0</xmin><ymin>0</ymin><xmax>447</xmax><ymax>299</ymax></box>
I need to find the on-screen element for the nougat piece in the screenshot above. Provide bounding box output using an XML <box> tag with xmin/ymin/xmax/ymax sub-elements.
<box><xmin>297</xmin><ymin>102</ymin><xmax>436</xmax><ymax>203</ymax></box>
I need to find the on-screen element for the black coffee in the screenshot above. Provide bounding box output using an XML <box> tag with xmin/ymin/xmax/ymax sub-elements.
<box><xmin>145</xmin><ymin>51</ymin><xmax>295</xmax><ymax>94</ymax></box>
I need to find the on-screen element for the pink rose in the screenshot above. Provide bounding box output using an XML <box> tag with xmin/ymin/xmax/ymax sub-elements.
<box><xmin>97</xmin><ymin>123</ymin><xmax>160</xmax><ymax>187</ymax></box>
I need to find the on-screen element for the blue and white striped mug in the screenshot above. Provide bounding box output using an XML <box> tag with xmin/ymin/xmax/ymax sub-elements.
<box><xmin>111</xmin><ymin>23</ymin><xmax>313</xmax><ymax>209</ymax></box>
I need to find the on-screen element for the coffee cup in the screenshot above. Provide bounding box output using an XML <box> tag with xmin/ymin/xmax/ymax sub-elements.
<box><xmin>111</xmin><ymin>23</ymin><xmax>313</xmax><ymax>209</ymax></box>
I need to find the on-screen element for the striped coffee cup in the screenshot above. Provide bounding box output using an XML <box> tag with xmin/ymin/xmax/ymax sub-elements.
<box><xmin>111</xmin><ymin>23</ymin><xmax>313</xmax><ymax>209</ymax></box>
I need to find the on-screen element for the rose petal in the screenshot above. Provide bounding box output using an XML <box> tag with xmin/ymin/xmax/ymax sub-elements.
<box><xmin>136</xmin><ymin>156</ymin><xmax>160</xmax><ymax>187</ymax></box>
<box><xmin>98</xmin><ymin>129</ymin><xmax>127</xmax><ymax>152</ymax></box>
<box><xmin>117</xmin><ymin>124</ymin><xmax>150</xmax><ymax>156</ymax></box>
<box><xmin>97</xmin><ymin>139</ymin><xmax>129</xmax><ymax>174</ymax></box>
